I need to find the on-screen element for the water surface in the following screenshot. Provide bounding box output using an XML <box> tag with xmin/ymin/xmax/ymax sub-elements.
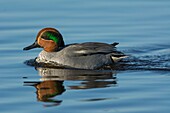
<box><xmin>0</xmin><ymin>0</ymin><xmax>170</xmax><ymax>113</ymax></box>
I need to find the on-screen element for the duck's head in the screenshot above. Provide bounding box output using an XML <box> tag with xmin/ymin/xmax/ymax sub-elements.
<box><xmin>23</xmin><ymin>28</ymin><xmax>65</xmax><ymax>52</ymax></box>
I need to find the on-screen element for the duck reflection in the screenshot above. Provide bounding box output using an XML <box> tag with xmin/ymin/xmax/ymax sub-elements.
<box><xmin>24</xmin><ymin>80</ymin><xmax>65</xmax><ymax>107</ymax></box>
<box><xmin>24</xmin><ymin>67</ymin><xmax>117</xmax><ymax>107</ymax></box>
<box><xmin>37</xmin><ymin>67</ymin><xmax>117</xmax><ymax>89</ymax></box>
<box><xmin>35</xmin><ymin>80</ymin><xmax>64</xmax><ymax>107</ymax></box>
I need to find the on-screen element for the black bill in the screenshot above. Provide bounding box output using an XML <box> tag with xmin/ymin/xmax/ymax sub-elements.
<box><xmin>23</xmin><ymin>41</ymin><xmax>41</xmax><ymax>50</ymax></box>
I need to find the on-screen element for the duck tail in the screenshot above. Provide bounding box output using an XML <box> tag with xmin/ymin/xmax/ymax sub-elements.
<box><xmin>111</xmin><ymin>42</ymin><xmax>119</xmax><ymax>46</ymax></box>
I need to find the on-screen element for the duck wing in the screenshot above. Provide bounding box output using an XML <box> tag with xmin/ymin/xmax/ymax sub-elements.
<box><xmin>63</xmin><ymin>42</ymin><xmax>122</xmax><ymax>56</ymax></box>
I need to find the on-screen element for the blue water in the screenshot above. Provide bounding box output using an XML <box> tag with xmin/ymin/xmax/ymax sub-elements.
<box><xmin>0</xmin><ymin>0</ymin><xmax>170</xmax><ymax>113</ymax></box>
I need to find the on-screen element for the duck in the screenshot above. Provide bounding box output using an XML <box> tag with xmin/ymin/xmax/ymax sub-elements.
<box><xmin>23</xmin><ymin>27</ymin><xmax>127</xmax><ymax>69</ymax></box>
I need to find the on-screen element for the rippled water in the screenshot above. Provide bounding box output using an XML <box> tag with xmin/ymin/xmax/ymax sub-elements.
<box><xmin>0</xmin><ymin>0</ymin><xmax>170</xmax><ymax>113</ymax></box>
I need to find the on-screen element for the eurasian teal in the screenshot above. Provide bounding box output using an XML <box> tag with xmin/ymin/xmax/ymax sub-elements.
<box><xmin>23</xmin><ymin>28</ymin><xmax>127</xmax><ymax>69</ymax></box>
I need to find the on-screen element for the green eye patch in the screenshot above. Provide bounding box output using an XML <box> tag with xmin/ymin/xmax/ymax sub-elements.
<box><xmin>46</xmin><ymin>32</ymin><xmax>59</xmax><ymax>44</ymax></box>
